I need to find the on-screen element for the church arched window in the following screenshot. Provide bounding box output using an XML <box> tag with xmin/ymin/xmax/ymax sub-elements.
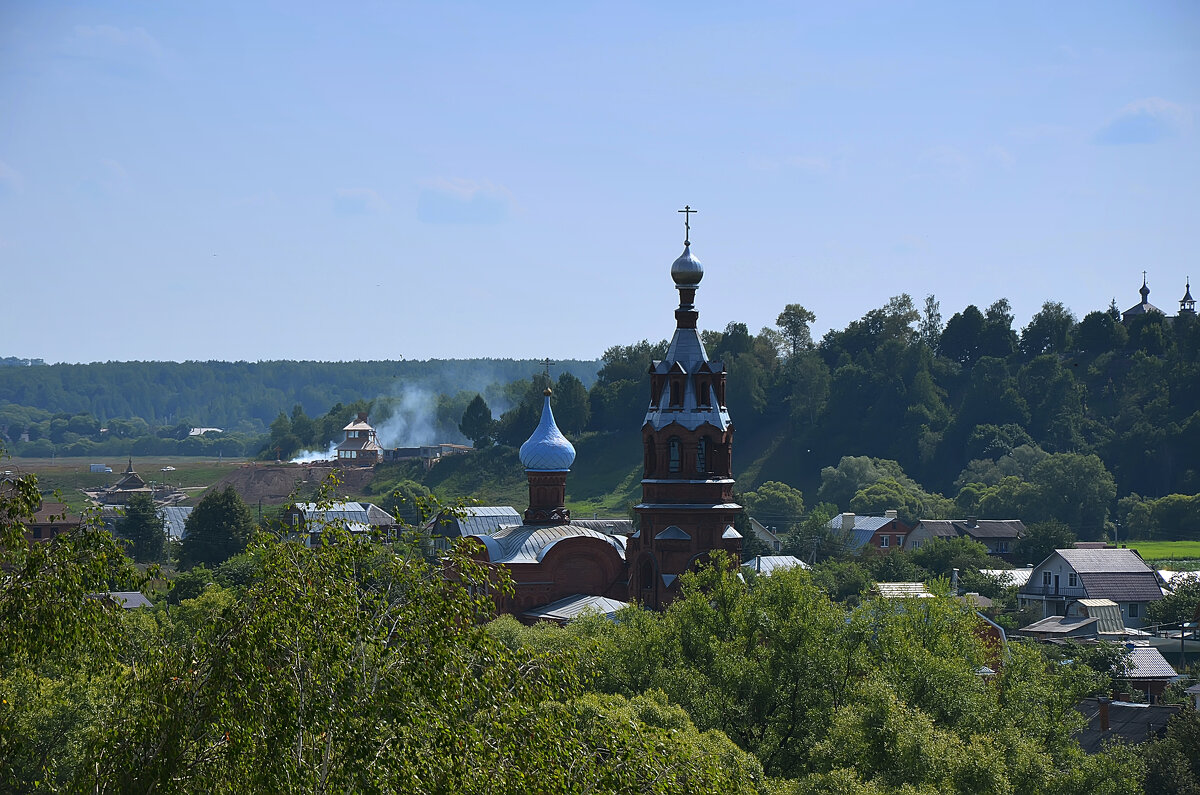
<box><xmin>668</xmin><ymin>437</ymin><xmax>681</xmax><ymax>472</ymax></box>
<box><xmin>697</xmin><ymin>436</ymin><xmax>709</xmax><ymax>474</ymax></box>
<box><xmin>640</xmin><ymin>558</ymin><xmax>654</xmax><ymax>591</ymax></box>
<box><xmin>645</xmin><ymin>438</ymin><xmax>657</xmax><ymax>473</ymax></box>
<box><xmin>670</xmin><ymin>379</ymin><xmax>682</xmax><ymax>407</ymax></box>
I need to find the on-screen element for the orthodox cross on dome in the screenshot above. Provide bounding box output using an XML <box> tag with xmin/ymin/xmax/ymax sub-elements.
<box><xmin>540</xmin><ymin>357</ymin><xmax>554</xmax><ymax>379</ymax></box>
<box><xmin>678</xmin><ymin>205</ymin><xmax>697</xmax><ymax>246</ymax></box>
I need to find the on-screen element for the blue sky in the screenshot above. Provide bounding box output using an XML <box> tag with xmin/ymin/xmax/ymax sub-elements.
<box><xmin>2</xmin><ymin>2</ymin><xmax>1197</xmax><ymax>363</ymax></box>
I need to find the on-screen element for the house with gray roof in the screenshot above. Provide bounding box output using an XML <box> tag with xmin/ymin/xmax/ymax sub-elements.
<box><xmin>520</xmin><ymin>594</ymin><xmax>631</xmax><ymax>625</ymax></box>
<box><xmin>1019</xmin><ymin>598</ymin><xmax>1128</xmax><ymax>639</ymax></box>
<box><xmin>159</xmin><ymin>506</ymin><xmax>193</xmax><ymax>541</ymax></box>
<box><xmin>905</xmin><ymin>518</ymin><xmax>1025</xmax><ymax>557</ymax></box>
<box><xmin>1017</xmin><ymin>548</ymin><xmax>1166</xmax><ymax>628</ymax></box>
<box><xmin>741</xmin><ymin>555</ymin><xmax>808</xmax><ymax>575</ymax></box>
<box><xmin>283</xmin><ymin>501</ymin><xmax>397</xmax><ymax>547</ymax></box>
<box><xmin>827</xmin><ymin>511</ymin><xmax>911</xmax><ymax>554</ymax></box>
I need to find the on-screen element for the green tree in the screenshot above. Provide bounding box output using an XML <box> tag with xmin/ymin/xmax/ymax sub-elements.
<box><xmin>116</xmin><ymin>492</ymin><xmax>166</xmax><ymax>563</ymax></box>
<box><xmin>1020</xmin><ymin>301</ymin><xmax>1075</xmax><ymax>358</ymax></box>
<box><xmin>180</xmin><ymin>486</ymin><xmax>254</xmax><ymax>569</ymax></box>
<box><xmin>776</xmin><ymin>303</ymin><xmax>817</xmax><ymax>358</ymax></box>
<box><xmin>939</xmin><ymin>304</ymin><xmax>985</xmax><ymax>365</ymax></box>
<box><xmin>918</xmin><ymin>294</ymin><xmax>943</xmax><ymax>350</ymax></box>
<box><xmin>553</xmin><ymin>372</ymin><xmax>591</xmax><ymax>435</ymax></box>
<box><xmin>458</xmin><ymin>394</ymin><xmax>495</xmax><ymax>448</ymax></box>
<box><xmin>1013</xmin><ymin>520</ymin><xmax>1076</xmax><ymax>566</ymax></box>
<box><xmin>1142</xmin><ymin>709</ymin><xmax>1200</xmax><ymax>795</ymax></box>
<box><xmin>741</xmin><ymin>481</ymin><xmax>805</xmax><ymax>534</ymax></box>
<box><xmin>1146</xmin><ymin>573</ymin><xmax>1200</xmax><ymax>624</ymax></box>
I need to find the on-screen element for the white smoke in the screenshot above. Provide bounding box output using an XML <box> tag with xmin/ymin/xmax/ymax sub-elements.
<box><xmin>290</xmin><ymin>442</ymin><xmax>338</xmax><ymax>464</ymax></box>
<box><xmin>374</xmin><ymin>385</ymin><xmax>438</xmax><ymax>448</ymax></box>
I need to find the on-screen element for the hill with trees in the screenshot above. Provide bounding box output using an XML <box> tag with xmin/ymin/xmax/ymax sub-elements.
<box><xmin>4</xmin><ymin>293</ymin><xmax>1198</xmax><ymax>540</ymax></box>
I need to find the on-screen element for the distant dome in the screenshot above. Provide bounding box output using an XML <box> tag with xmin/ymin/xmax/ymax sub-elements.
<box><xmin>671</xmin><ymin>245</ymin><xmax>703</xmax><ymax>287</ymax></box>
<box><xmin>519</xmin><ymin>393</ymin><xmax>576</xmax><ymax>471</ymax></box>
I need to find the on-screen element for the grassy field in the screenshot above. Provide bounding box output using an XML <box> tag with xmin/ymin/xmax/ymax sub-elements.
<box><xmin>1124</xmin><ymin>540</ymin><xmax>1200</xmax><ymax>564</ymax></box>
<box><xmin>7</xmin><ymin>456</ymin><xmax>249</xmax><ymax>511</ymax></box>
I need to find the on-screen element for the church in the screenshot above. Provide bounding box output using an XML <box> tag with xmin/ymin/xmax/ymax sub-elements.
<box><xmin>466</xmin><ymin>222</ymin><xmax>743</xmax><ymax>618</ymax></box>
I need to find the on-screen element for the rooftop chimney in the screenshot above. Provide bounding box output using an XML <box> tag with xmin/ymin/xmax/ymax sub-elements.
<box><xmin>357</xmin><ymin>412</ymin><xmax>368</xmax><ymax>422</ymax></box>
<box><xmin>967</xmin><ymin>516</ymin><xmax>978</xmax><ymax>528</ymax></box>
<box><xmin>884</xmin><ymin>509</ymin><xmax>898</xmax><ymax>520</ymax></box>
<box><xmin>841</xmin><ymin>512</ymin><xmax>855</xmax><ymax>531</ymax></box>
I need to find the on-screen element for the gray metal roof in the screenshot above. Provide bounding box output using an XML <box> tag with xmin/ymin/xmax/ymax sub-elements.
<box><xmin>521</xmin><ymin>594</ymin><xmax>631</xmax><ymax>623</ymax></box>
<box><xmin>1076</xmin><ymin>599</ymin><xmax>1126</xmax><ymax>634</ymax></box>
<box><xmin>159</xmin><ymin>506</ymin><xmax>193</xmax><ymax>541</ymax></box>
<box><xmin>1056</xmin><ymin>548</ymin><xmax>1154</xmax><ymax>574</ymax></box>
<box><xmin>1127</xmin><ymin>646</ymin><xmax>1178</xmax><ymax>679</ymax></box>
<box><xmin>655</xmin><ymin>525</ymin><xmax>691</xmax><ymax>540</ymax></box>
<box><xmin>875</xmin><ymin>582</ymin><xmax>934</xmax><ymax>598</ymax></box>
<box><xmin>568</xmin><ymin>519</ymin><xmax>635</xmax><ymax>536</ymax></box>
<box><xmin>427</xmin><ymin>506</ymin><xmax>522</xmax><ymax>538</ymax></box>
<box><xmin>643</xmin><ymin>322</ymin><xmax>733</xmax><ymax>432</ymax></box>
<box><xmin>916</xmin><ymin>519</ymin><xmax>1025</xmax><ymax>540</ymax></box>
<box><xmin>981</xmin><ymin>568</ymin><xmax>1032</xmax><ymax>587</ymax></box>
<box><xmin>1020</xmin><ymin>615</ymin><xmax>1099</xmax><ymax>636</ymax></box>
<box><xmin>1075</xmin><ymin>698</ymin><xmax>1182</xmax><ymax>753</ymax></box>
<box><xmin>101</xmin><ymin>591</ymin><xmax>153</xmax><ymax>609</ymax></box>
<box><xmin>829</xmin><ymin>515</ymin><xmax>894</xmax><ymax>533</ymax></box>
<box><xmin>294</xmin><ymin>502</ymin><xmax>394</xmax><ymax>528</ymax></box>
<box><xmin>472</xmin><ymin>522</ymin><xmax>627</xmax><ymax>565</ymax></box>
<box><xmin>741</xmin><ymin>555</ymin><xmax>809</xmax><ymax>575</ymax></box>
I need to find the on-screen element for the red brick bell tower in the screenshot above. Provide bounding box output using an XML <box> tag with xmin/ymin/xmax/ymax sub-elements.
<box><xmin>627</xmin><ymin>211</ymin><xmax>742</xmax><ymax>609</ymax></box>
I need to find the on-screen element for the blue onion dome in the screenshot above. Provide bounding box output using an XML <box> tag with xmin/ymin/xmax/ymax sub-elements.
<box><xmin>519</xmin><ymin>389</ymin><xmax>576</xmax><ymax>471</ymax></box>
<box><xmin>671</xmin><ymin>245</ymin><xmax>703</xmax><ymax>287</ymax></box>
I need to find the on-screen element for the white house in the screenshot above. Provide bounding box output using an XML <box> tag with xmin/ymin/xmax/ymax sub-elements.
<box><xmin>1017</xmin><ymin>548</ymin><xmax>1166</xmax><ymax>628</ymax></box>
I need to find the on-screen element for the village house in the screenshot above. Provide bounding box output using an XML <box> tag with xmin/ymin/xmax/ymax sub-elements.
<box><xmin>1016</xmin><ymin>548</ymin><xmax>1166</xmax><ymax>628</ymax></box>
<box><xmin>282</xmin><ymin>501</ymin><xmax>397</xmax><ymax>547</ymax></box>
<box><xmin>904</xmin><ymin>517</ymin><xmax>1025</xmax><ymax>557</ymax></box>
<box><xmin>336</xmin><ymin>413</ymin><xmax>383</xmax><ymax>466</ymax></box>
<box><xmin>21</xmin><ymin>500</ymin><xmax>81</xmax><ymax>542</ymax></box>
<box><xmin>827</xmin><ymin>511</ymin><xmax>911</xmax><ymax>554</ymax></box>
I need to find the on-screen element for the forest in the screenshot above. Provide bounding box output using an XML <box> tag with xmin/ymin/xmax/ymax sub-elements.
<box><xmin>3</xmin><ymin>292</ymin><xmax>1199</xmax><ymax>539</ymax></box>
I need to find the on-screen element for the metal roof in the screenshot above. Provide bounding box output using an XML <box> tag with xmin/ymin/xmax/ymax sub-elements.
<box><xmin>875</xmin><ymin>582</ymin><xmax>934</xmax><ymax>598</ymax></box>
<box><xmin>1075</xmin><ymin>698</ymin><xmax>1182</xmax><ymax>753</ymax></box>
<box><xmin>519</xmin><ymin>395</ymin><xmax>576</xmax><ymax>471</ymax></box>
<box><xmin>293</xmin><ymin>502</ymin><xmax>394</xmax><ymax>527</ymax></box>
<box><xmin>521</xmin><ymin>594</ymin><xmax>631</xmax><ymax>623</ymax></box>
<box><xmin>1056</xmin><ymin>548</ymin><xmax>1154</xmax><ymax>574</ymax></box>
<box><xmin>655</xmin><ymin>525</ymin><xmax>691</xmax><ymax>540</ymax></box>
<box><xmin>1075</xmin><ymin>599</ymin><xmax>1126</xmax><ymax>634</ymax></box>
<box><xmin>741</xmin><ymin>555</ymin><xmax>809</xmax><ymax>575</ymax></box>
<box><xmin>1077</xmin><ymin>572</ymin><xmax>1165</xmax><ymax>603</ymax></box>
<box><xmin>1020</xmin><ymin>615</ymin><xmax>1099</xmax><ymax>636</ymax></box>
<box><xmin>568</xmin><ymin>519</ymin><xmax>635</xmax><ymax>536</ymax></box>
<box><xmin>159</xmin><ymin>506</ymin><xmax>193</xmax><ymax>540</ymax></box>
<box><xmin>916</xmin><ymin>519</ymin><xmax>1025</xmax><ymax>540</ymax></box>
<box><xmin>643</xmin><ymin>320</ymin><xmax>733</xmax><ymax>432</ymax></box>
<box><xmin>472</xmin><ymin>522</ymin><xmax>627</xmax><ymax>565</ymax></box>
<box><xmin>981</xmin><ymin>568</ymin><xmax>1032</xmax><ymax>587</ymax></box>
<box><xmin>828</xmin><ymin>515</ymin><xmax>894</xmax><ymax>533</ymax></box>
<box><xmin>100</xmin><ymin>591</ymin><xmax>153</xmax><ymax>609</ymax></box>
<box><xmin>1126</xmin><ymin>646</ymin><xmax>1178</xmax><ymax>680</ymax></box>
<box><xmin>427</xmin><ymin>506</ymin><xmax>523</xmax><ymax>538</ymax></box>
